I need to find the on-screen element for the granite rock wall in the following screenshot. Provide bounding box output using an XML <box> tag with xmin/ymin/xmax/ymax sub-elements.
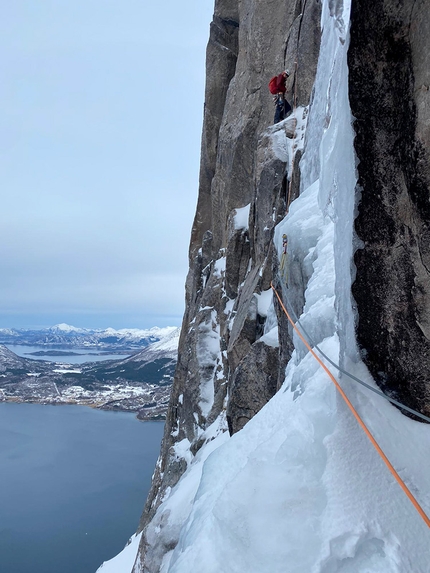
<box><xmin>134</xmin><ymin>0</ymin><xmax>321</xmax><ymax>569</ymax></box>
<box><xmin>349</xmin><ymin>0</ymin><xmax>430</xmax><ymax>418</ymax></box>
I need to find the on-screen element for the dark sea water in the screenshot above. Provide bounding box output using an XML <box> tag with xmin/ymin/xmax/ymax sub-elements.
<box><xmin>0</xmin><ymin>403</ymin><xmax>164</xmax><ymax>573</ymax></box>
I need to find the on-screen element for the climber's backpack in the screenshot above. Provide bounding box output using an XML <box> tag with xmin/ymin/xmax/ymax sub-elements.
<box><xmin>268</xmin><ymin>75</ymin><xmax>279</xmax><ymax>95</ymax></box>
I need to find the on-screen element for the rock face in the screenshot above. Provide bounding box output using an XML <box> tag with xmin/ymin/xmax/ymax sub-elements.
<box><xmin>349</xmin><ymin>0</ymin><xmax>430</xmax><ymax>417</ymax></box>
<box><xmin>134</xmin><ymin>1</ymin><xmax>321</xmax><ymax>569</ymax></box>
<box><xmin>226</xmin><ymin>339</ymin><xmax>279</xmax><ymax>434</ymax></box>
<box><xmin>133</xmin><ymin>0</ymin><xmax>430</xmax><ymax>570</ymax></box>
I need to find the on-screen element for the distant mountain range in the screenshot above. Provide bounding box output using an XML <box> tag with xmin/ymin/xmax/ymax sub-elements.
<box><xmin>0</xmin><ymin>323</ymin><xmax>178</xmax><ymax>350</ymax></box>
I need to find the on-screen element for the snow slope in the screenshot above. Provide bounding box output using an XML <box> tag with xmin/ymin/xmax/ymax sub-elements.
<box><xmin>98</xmin><ymin>534</ymin><xmax>144</xmax><ymax>573</ymax></box>
<box><xmin>102</xmin><ymin>1</ymin><xmax>430</xmax><ymax>571</ymax></box>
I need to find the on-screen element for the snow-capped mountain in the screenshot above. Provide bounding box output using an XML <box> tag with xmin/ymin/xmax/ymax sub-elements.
<box><xmin>0</xmin><ymin>324</ymin><xmax>178</xmax><ymax>349</ymax></box>
<box><xmin>88</xmin><ymin>328</ymin><xmax>180</xmax><ymax>389</ymax></box>
<box><xmin>49</xmin><ymin>323</ymin><xmax>87</xmax><ymax>333</ymax></box>
<box><xmin>124</xmin><ymin>327</ymin><xmax>181</xmax><ymax>361</ymax></box>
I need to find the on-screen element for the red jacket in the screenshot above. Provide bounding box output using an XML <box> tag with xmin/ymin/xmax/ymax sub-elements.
<box><xmin>274</xmin><ymin>73</ymin><xmax>287</xmax><ymax>94</ymax></box>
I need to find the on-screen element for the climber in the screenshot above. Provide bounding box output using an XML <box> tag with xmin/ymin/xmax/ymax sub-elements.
<box><xmin>269</xmin><ymin>70</ymin><xmax>292</xmax><ymax>124</ymax></box>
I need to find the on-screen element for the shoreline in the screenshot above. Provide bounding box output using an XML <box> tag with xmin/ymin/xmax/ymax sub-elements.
<box><xmin>0</xmin><ymin>395</ymin><xmax>167</xmax><ymax>421</ymax></box>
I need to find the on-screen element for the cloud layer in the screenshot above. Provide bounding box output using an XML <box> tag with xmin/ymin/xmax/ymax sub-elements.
<box><xmin>0</xmin><ymin>1</ymin><xmax>213</xmax><ymax>328</ymax></box>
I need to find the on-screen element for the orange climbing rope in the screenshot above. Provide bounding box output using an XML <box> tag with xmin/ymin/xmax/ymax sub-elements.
<box><xmin>270</xmin><ymin>281</ymin><xmax>430</xmax><ymax>529</ymax></box>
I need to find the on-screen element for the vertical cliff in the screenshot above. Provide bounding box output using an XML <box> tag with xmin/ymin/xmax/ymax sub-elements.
<box><xmin>349</xmin><ymin>0</ymin><xmax>430</xmax><ymax>417</ymax></box>
<box><xmin>126</xmin><ymin>0</ymin><xmax>430</xmax><ymax>571</ymax></box>
<box><xmin>133</xmin><ymin>1</ymin><xmax>321</xmax><ymax>569</ymax></box>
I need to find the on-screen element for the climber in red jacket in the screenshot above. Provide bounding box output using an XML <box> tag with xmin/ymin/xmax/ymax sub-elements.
<box><xmin>269</xmin><ymin>70</ymin><xmax>292</xmax><ymax>124</ymax></box>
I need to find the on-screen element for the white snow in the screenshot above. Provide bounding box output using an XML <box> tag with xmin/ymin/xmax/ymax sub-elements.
<box><xmin>259</xmin><ymin>326</ymin><xmax>279</xmax><ymax>348</ymax></box>
<box><xmin>50</xmin><ymin>323</ymin><xmax>86</xmax><ymax>333</ymax></box>
<box><xmin>212</xmin><ymin>256</ymin><xmax>226</xmax><ymax>278</ymax></box>
<box><xmin>223</xmin><ymin>298</ymin><xmax>235</xmax><ymax>316</ymax></box>
<box><xmin>107</xmin><ymin>1</ymin><xmax>430</xmax><ymax>572</ymax></box>
<box><xmin>255</xmin><ymin>289</ymin><xmax>273</xmax><ymax>317</ymax></box>
<box><xmin>96</xmin><ymin>533</ymin><xmax>142</xmax><ymax>573</ymax></box>
<box><xmin>144</xmin><ymin>327</ymin><xmax>180</xmax><ymax>353</ymax></box>
<box><xmin>47</xmin><ymin>324</ymin><xmax>178</xmax><ymax>341</ymax></box>
<box><xmin>141</xmin><ymin>419</ymin><xmax>230</xmax><ymax>573</ymax></box>
<box><xmin>172</xmin><ymin>438</ymin><xmax>193</xmax><ymax>467</ymax></box>
<box><xmin>269</xmin><ymin>124</ymin><xmax>289</xmax><ymax>162</ymax></box>
<box><xmin>0</xmin><ymin>328</ymin><xmax>18</xmax><ymax>335</ymax></box>
<box><xmin>233</xmin><ymin>204</ymin><xmax>251</xmax><ymax>230</ymax></box>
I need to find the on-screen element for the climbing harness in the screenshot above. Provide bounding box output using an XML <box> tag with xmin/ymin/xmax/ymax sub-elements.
<box><xmin>271</xmin><ymin>281</ymin><xmax>430</xmax><ymax>529</ymax></box>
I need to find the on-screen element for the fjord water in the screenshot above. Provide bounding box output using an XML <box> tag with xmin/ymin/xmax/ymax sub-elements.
<box><xmin>0</xmin><ymin>403</ymin><xmax>163</xmax><ymax>573</ymax></box>
<box><xmin>5</xmin><ymin>344</ymin><xmax>131</xmax><ymax>364</ymax></box>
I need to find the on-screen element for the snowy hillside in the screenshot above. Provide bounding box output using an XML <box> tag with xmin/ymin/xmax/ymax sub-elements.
<box><xmin>125</xmin><ymin>328</ymin><xmax>181</xmax><ymax>360</ymax></box>
<box><xmin>0</xmin><ymin>329</ymin><xmax>180</xmax><ymax>418</ymax></box>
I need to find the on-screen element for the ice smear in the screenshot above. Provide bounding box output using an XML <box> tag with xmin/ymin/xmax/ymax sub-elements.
<box><xmin>196</xmin><ymin>310</ymin><xmax>221</xmax><ymax>417</ymax></box>
<box><xmin>233</xmin><ymin>204</ymin><xmax>251</xmax><ymax>230</ymax></box>
<box><xmin>263</xmin><ymin>297</ymin><xmax>278</xmax><ymax>335</ymax></box>
<box><xmin>212</xmin><ymin>255</ymin><xmax>226</xmax><ymax>278</ymax></box>
<box><xmin>255</xmin><ymin>289</ymin><xmax>272</xmax><ymax>317</ymax></box>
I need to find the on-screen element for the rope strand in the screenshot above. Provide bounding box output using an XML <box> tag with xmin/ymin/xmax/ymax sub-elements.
<box><xmin>278</xmin><ymin>286</ymin><xmax>430</xmax><ymax>424</ymax></box>
<box><xmin>271</xmin><ymin>281</ymin><xmax>430</xmax><ymax>529</ymax></box>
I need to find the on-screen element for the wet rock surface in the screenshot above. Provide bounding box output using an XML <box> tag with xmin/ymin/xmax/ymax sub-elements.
<box><xmin>349</xmin><ymin>0</ymin><xmax>430</xmax><ymax>417</ymax></box>
<box><xmin>227</xmin><ymin>340</ymin><xmax>279</xmax><ymax>434</ymax></box>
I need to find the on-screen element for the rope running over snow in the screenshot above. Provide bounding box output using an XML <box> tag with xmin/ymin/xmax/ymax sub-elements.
<box><xmin>275</xmin><ymin>285</ymin><xmax>430</xmax><ymax>424</ymax></box>
<box><xmin>271</xmin><ymin>281</ymin><xmax>430</xmax><ymax>529</ymax></box>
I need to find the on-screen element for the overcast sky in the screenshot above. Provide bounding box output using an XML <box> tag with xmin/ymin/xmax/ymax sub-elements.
<box><xmin>0</xmin><ymin>1</ymin><xmax>214</xmax><ymax>330</ymax></box>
